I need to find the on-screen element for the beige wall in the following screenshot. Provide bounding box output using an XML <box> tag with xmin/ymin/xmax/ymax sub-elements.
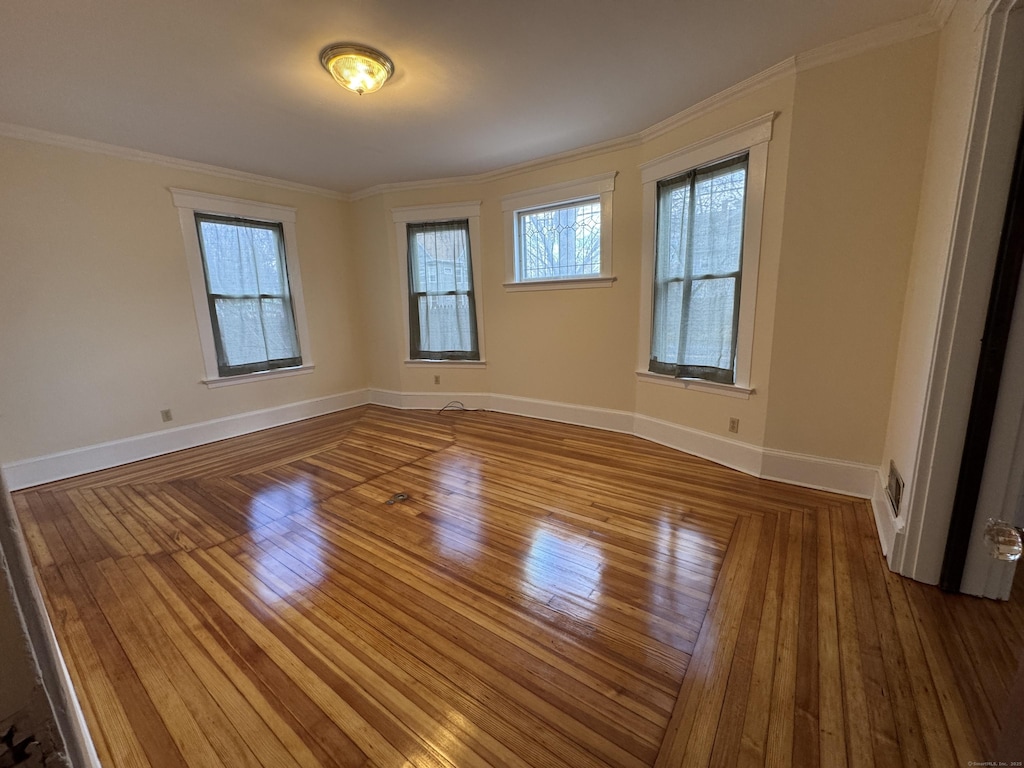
<box><xmin>0</xmin><ymin>137</ymin><xmax>363</xmax><ymax>465</ymax></box>
<box><xmin>764</xmin><ymin>35</ymin><xmax>938</xmax><ymax>464</ymax></box>
<box><xmin>1</xmin><ymin>31</ymin><xmax>944</xmax><ymax>477</ymax></box>
<box><xmin>358</xmin><ymin>34</ymin><xmax>939</xmax><ymax>467</ymax></box>
<box><xmin>634</xmin><ymin>78</ymin><xmax>797</xmax><ymax>445</ymax></box>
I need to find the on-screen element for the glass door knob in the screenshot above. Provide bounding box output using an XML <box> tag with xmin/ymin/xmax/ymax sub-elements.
<box><xmin>984</xmin><ymin>518</ymin><xmax>1023</xmax><ymax>562</ymax></box>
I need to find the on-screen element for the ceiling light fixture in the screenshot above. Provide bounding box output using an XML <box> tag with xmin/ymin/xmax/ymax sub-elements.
<box><xmin>320</xmin><ymin>43</ymin><xmax>394</xmax><ymax>95</ymax></box>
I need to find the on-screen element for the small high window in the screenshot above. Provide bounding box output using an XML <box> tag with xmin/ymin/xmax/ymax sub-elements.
<box><xmin>502</xmin><ymin>173</ymin><xmax>616</xmax><ymax>290</ymax></box>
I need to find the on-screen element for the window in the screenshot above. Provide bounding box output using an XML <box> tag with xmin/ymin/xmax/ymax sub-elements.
<box><xmin>393</xmin><ymin>202</ymin><xmax>486</xmax><ymax>363</ymax></box>
<box><xmin>407</xmin><ymin>220</ymin><xmax>479</xmax><ymax>360</ymax></box>
<box><xmin>650</xmin><ymin>154</ymin><xmax>748</xmax><ymax>384</ymax></box>
<box><xmin>637</xmin><ymin>113</ymin><xmax>774</xmax><ymax>394</ymax></box>
<box><xmin>502</xmin><ymin>173</ymin><xmax>616</xmax><ymax>290</ymax></box>
<box><xmin>171</xmin><ymin>189</ymin><xmax>313</xmax><ymax>386</ymax></box>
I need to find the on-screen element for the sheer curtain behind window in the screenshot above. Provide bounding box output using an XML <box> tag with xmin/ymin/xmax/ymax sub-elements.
<box><xmin>407</xmin><ymin>220</ymin><xmax>479</xmax><ymax>360</ymax></box>
<box><xmin>195</xmin><ymin>215</ymin><xmax>301</xmax><ymax>376</ymax></box>
<box><xmin>650</xmin><ymin>154</ymin><xmax>748</xmax><ymax>384</ymax></box>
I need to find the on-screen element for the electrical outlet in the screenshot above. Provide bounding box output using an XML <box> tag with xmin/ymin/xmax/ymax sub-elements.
<box><xmin>728</xmin><ymin>417</ymin><xmax>739</xmax><ymax>434</ymax></box>
<box><xmin>160</xmin><ymin>409</ymin><xmax>173</xmax><ymax>423</ymax></box>
<box><xmin>434</xmin><ymin>375</ymin><xmax>441</xmax><ymax>385</ymax></box>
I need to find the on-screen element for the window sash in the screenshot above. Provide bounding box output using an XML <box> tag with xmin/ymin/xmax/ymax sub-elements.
<box><xmin>406</xmin><ymin>219</ymin><xmax>480</xmax><ymax>360</ymax></box>
<box><xmin>649</xmin><ymin>154</ymin><xmax>748</xmax><ymax>384</ymax></box>
<box><xmin>194</xmin><ymin>213</ymin><xmax>302</xmax><ymax>377</ymax></box>
<box><xmin>515</xmin><ymin>198</ymin><xmax>601</xmax><ymax>282</ymax></box>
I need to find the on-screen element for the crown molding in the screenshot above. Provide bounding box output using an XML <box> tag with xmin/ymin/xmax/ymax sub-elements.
<box><xmin>347</xmin><ymin>133</ymin><xmax>640</xmax><ymax>201</ymax></box>
<box><xmin>795</xmin><ymin>8</ymin><xmax>943</xmax><ymax>72</ymax></box>
<box><xmin>351</xmin><ymin>4</ymin><xmax>950</xmax><ymax>200</ymax></box>
<box><xmin>3</xmin><ymin>1</ymin><xmax>952</xmax><ymax>204</ymax></box>
<box><xmin>0</xmin><ymin>122</ymin><xmax>347</xmax><ymax>200</ymax></box>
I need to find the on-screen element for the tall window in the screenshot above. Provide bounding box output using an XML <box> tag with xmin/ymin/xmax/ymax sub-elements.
<box><xmin>406</xmin><ymin>219</ymin><xmax>480</xmax><ymax>360</ymax></box>
<box><xmin>194</xmin><ymin>214</ymin><xmax>301</xmax><ymax>377</ymax></box>
<box><xmin>172</xmin><ymin>189</ymin><xmax>313</xmax><ymax>387</ymax></box>
<box><xmin>650</xmin><ymin>154</ymin><xmax>748</xmax><ymax>384</ymax></box>
<box><xmin>638</xmin><ymin>113</ymin><xmax>773</xmax><ymax>394</ymax></box>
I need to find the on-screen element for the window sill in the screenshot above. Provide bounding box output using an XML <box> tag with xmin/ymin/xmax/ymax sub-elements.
<box><xmin>404</xmin><ymin>359</ymin><xmax>487</xmax><ymax>368</ymax></box>
<box><xmin>504</xmin><ymin>276</ymin><xmax>616</xmax><ymax>292</ymax></box>
<box><xmin>635</xmin><ymin>370</ymin><xmax>754</xmax><ymax>399</ymax></box>
<box><xmin>203</xmin><ymin>364</ymin><xmax>315</xmax><ymax>388</ymax></box>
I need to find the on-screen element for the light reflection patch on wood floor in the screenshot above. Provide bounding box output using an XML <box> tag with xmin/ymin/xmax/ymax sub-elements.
<box><xmin>12</xmin><ymin>405</ymin><xmax>1024</xmax><ymax>766</ymax></box>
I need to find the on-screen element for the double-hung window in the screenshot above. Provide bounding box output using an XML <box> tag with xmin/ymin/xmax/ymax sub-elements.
<box><xmin>195</xmin><ymin>214</ymin><xmax>301</xmax><ymax>376</ymax></box>
<box><xmin>171</xmin><ymin>189</ymin><xmax>313</xmax><ymax>386</ymax></box>
<box><xmin>650</xmin><ymin>155</ymin><xmax>748</xmax><ymax>384</ymax></box>
<box><xmin>393</xmin><ymin>202</ymin><xmax>485</xmax><ymax>363</ymax></box>
<box><xmin>502</xmin><ymin>173</ymin><xmax>616</xmax><ymax>290</ymax></box>
<box><xmin>638</xmin><ymin>114</ymin><xmax>774</xmax><ymax>393</ymax></box>
<box><xmin>406</xmin><ymin>219</ymin><xmax>479</xmax><ymax>360</ymax></box>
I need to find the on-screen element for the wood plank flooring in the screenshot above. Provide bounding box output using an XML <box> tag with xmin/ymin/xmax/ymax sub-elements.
<box><xmin>11</xmin><ymin>405</ymin><xmax>1024</xmax><ymax>766</ymax></box>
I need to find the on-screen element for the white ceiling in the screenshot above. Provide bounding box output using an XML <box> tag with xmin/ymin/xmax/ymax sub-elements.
<box><xmin>0</xmin><ymin>0</ymin><xmax>933</xmax><ymax>194</ymax></box>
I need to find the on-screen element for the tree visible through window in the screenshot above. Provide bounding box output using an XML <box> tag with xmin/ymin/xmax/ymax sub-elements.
<box><xmin>517</xmin><ymin>200</ymin><xmax>601</xmax><ymax>281</ymax></box>
<box><xmin>650</xmin><ymin>154</ymin><xmax>748</xmax><ymax>384</ymax></box>
<box><xmin>195</xmin><ymin>214</ymin><xmax>302</xmax><ymax>377</ymax></box>
<box><xmin>407</xmin><ymin>219</ymin><xmax>479</xmax><ymax>360</ymax></box>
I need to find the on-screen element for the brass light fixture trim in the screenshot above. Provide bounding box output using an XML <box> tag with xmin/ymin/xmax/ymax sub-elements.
<box><xmin>320</xmin><ymin>43</ymin><xmax>394</xmax><ymax>95</ymax></box>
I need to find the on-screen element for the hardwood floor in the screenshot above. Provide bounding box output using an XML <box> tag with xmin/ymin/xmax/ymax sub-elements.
<box><xmin>11</xmin><ymin>405</ymin><xmax>1024</xmax><ymax>766</ymax></box>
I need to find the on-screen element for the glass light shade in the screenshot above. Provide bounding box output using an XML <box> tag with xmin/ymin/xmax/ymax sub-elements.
<box><xmin>320</xmin><ymin>44</ymin><xmax>394</xmax><ymax>95</ymax></box>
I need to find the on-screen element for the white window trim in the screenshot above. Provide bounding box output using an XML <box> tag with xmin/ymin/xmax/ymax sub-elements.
<box><xmin>501</xmin><ymin>172</ymin><xmax>616</xmax><ymax>290</ymax></box>
<box><xmin>170</xmin><ymin>188</ymin><xmax>315</xmax><ymax>387</ymax></box>
<box><xmin>635</xmin><ymin>112</ymin><xmax>775</xmax><ymax>393</ymax></box>
<box><xmin>392</xmin><ymin>201</ymin><xmax>486</xmax><ymax>364</ymax></box>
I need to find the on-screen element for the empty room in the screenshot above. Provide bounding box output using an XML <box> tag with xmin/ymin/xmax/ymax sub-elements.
<box><xmin>2</xmin><ymin>0</ymin><xmax>1024</xmax><ymax>765</ymax></box>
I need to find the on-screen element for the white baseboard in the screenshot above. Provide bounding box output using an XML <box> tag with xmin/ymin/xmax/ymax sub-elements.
<box><xmin>488</xmin><ymin>393</ymin><xmax>636</xmax><ymax>434</ymax></box>
<box><xmin>761</xmin><ymin>448</ymin><xmax>878</xmax><ymax>498</ymax></box>
<box><xmin>2</xmin><ymin>389</ymin><xmax>371</xmax><ymax>490</ymax></box>
<box><xmin>4</xmin><ymin>385</ymin><xmax>879</xmax><ymax>503</ymax></box>
<box><xmin>633</xmin><ymin>414</ymin><xmax>763</xmax><ymax>477</ymax></box>
<box><xmin>870</xmin><ymin>469</ymin><xmax>903</xmax><ymax>555</ymax></box>
<box><xmin>371</xmin><ymin>389</ymin><xmax>874</xmax><ymax>500</ymax></box>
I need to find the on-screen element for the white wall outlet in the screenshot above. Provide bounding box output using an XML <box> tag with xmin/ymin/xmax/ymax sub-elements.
<box><xmin>728</xmin><ymin>417</ymin><xmax>739</xmax><ymax>434</ymax></box>
<box><xmin>434</xmin><ymin>375</ymin><xmax>441</xmax><ymax>385</ymax></box>
<box><xmin>160</xmin><ymin>409</ymin><xmax>173</xmax><ymax>423</ymax></box>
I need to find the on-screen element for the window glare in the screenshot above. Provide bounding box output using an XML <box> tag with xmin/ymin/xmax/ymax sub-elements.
<box><xmin>518</xmin><ymin>200</ymin><xmax>600</xmax><ymax>281</ymax></box>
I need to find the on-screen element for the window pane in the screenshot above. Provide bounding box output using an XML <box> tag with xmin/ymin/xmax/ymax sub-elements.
<box><xmin>691</xmin><ymin>164</ymin><xmax>746</xmax><ymax>276</ymax></box>
<box><xmin>681</xmin><ymin>277</ymin><xmax>737</xmax><ymax>369</ymax></box>
<box><xmin>518</xmin><ymin>201</ymin><xmax>600</xmax><ymax>281</ymax></box>
<box><xmin>409</xmin><ymin>222</ymin><xmax>471</xmax><ymax>294</ymax></box>
<box><xmin>213</xmin><ymin>298</ymin><xmax>267</xmax><ymax>367</ymax></box>
<box><xmin>652</xmin><ymin>280</ymin><xmax>684</xmax><ymax>364</ymax></box>
<box><xmin>417</xmin><ymin>294</ymin><xmax>475</xmax><ymax>354</ymax></box>
<box><xmin>260</xmin><ymin>298</ymin><xmax>300</xmax><ymax>360</ymax></box>
<box><xmin>199</xmin><ymin>221</ymin><xmax>260</xmax><ymax>296</ymax></box>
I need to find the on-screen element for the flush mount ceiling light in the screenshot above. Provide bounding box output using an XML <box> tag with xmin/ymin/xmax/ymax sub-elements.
<box><xmin>320</xmin><ymin>43</ymin><xmax>394</xmax><ymax>95</ymax></box>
